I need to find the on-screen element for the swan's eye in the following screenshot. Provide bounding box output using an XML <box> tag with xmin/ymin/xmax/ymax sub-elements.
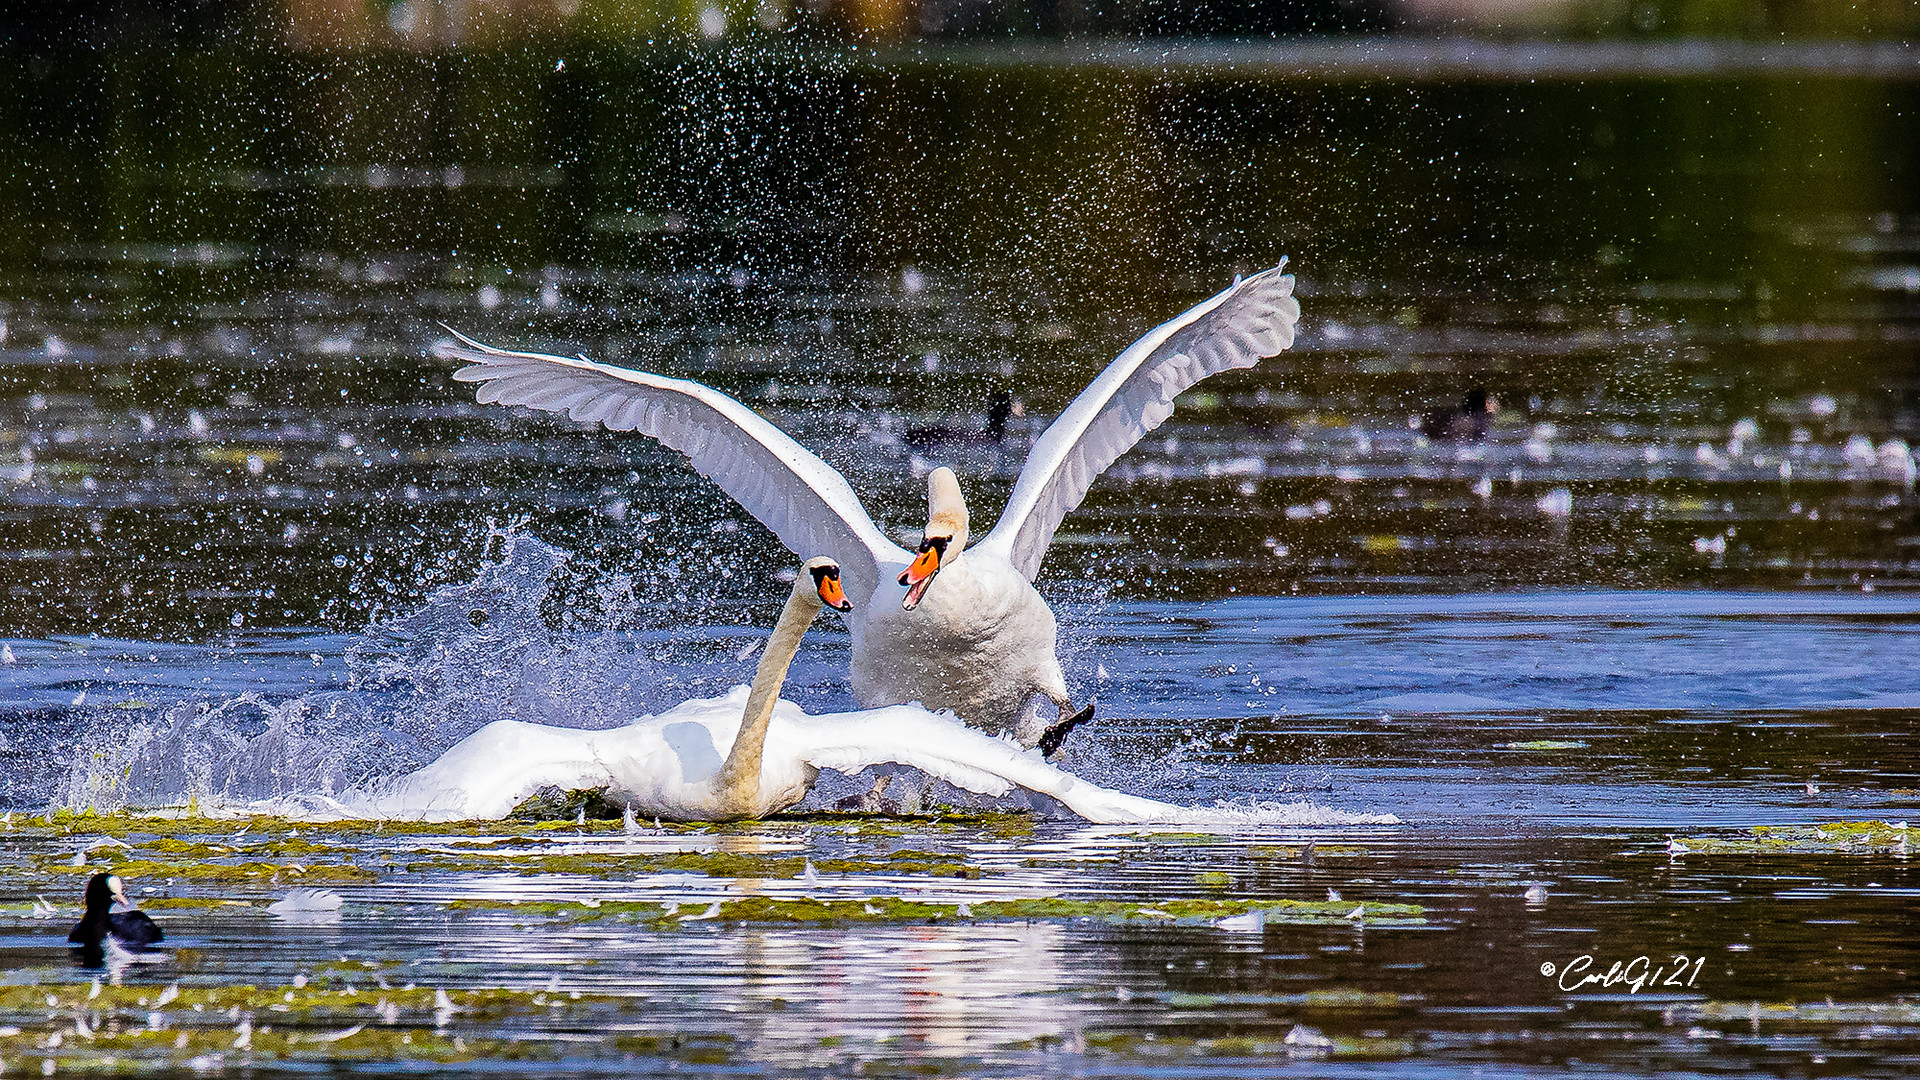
<box><xmin>917</xmin><ymin>536</ymin><xmax>950</xmax><ymax>556</ymax></box>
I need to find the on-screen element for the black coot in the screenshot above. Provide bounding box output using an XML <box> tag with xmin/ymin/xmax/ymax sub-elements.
<box><xmin>1420</xmin><ymin>388</ymin><xmax>1499</xmax><ymax>440</ymax></box>
<box><xmin>68</xmin><ymin>873</ymin><xmax>164</xmax><ymax>948</ymax></box>
<box><xmin>905</xmin><ymin>389</ymin><xmax>1016</xmax><ymax>448</ymax></box>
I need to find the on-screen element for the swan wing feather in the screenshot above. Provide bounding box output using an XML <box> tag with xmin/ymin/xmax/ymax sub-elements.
<box><xmin>783</xmin><ymin>706</ymin><xmax>1184</xmax><ymax>825</ymax></box>
<box><xmin>364</xmin><ymin>720</ymin><xmax>612</xmax><ymax>821</ymax></box>
<box><xmin>438</xmin><ymin>332</ymin><xmax>908</xmax><ymax>603</ymax></box>
<box><xmin>981</xmin><ymin>263</ymin><xmax>1299</xmax><ymax>579</ymax></box>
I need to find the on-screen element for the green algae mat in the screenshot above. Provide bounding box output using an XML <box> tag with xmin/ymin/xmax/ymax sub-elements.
<box><xmin>0</xmin><ymin>807</ymin><xmax>1431</xmax><ymax>1074</ymax></box>
<box><xmin>1667</xmin><ymin>820</ymin><xmax>1913</xmax><ymax>855</ymax></box>
<box><xmin>5</xmin><ymin>809</ymin><xmax>1420</xmax><ymax>929</ymax></box>
<box><xmin>7</xmin><ymin>810</ymin><xmax>1915</xmax><ymax>1076</ymax></box>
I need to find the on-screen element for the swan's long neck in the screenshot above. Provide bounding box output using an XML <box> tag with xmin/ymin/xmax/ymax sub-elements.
<box><xmin>927</xmin><ymin>466</ymin><xmax>971</xmax><ymax>552</ymax></box>
<box><xmin>716</xmin><ymin>588</ymin><xmax>818</xmax><ymax>814</ymax></box>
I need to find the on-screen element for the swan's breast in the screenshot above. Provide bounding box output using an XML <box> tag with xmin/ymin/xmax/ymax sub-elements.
<box><xmin>849</xmin><ymin>554</ymin><xmax>1060</xmax><ymax>727</ymax></box>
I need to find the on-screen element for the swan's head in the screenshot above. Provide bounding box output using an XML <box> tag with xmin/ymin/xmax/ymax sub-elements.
<box><xmin>898</xmin><ymin>466</ymin><xmax>969</xmax><ymax>610</ymax></box>
<box><xmin>803</xmin><ymin>556</ymin><xmax>852</xmax><ymax>612</ymax></box>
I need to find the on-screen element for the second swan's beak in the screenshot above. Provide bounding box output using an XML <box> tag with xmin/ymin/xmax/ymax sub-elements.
<box><xmin>898</xmin><ymin>536</ymin><xmax>948</xmax><ymax>610</ymax></box>
<box><xmin>809</xmin><ymin>563</ymin><xmax>853</xmax><ymax>612</ymax></box>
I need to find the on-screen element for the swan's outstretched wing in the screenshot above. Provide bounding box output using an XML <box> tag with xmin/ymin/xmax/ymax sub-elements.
<box><xmin>436</xmin><ymin>332</ymin><xmax>909</xmax><ymax>604</ymax></box>
<box><xmin>979</xmin><ymin>264</ymin><xmax>1300</xmax><ymax>579</ymax></box>
<box><xmin>778</xmin><ymin>705</ymin><xmax>1185</xmax><ymax>825</ymax></box>
<box><xmin>354</xmin><ymin>721</ymin><xmax>611</xmax><ymax>821</ymax></box>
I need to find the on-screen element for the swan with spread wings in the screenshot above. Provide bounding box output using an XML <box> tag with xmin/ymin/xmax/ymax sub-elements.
<box><xmin>437</xmin><ymin>263</ymin><xmax>1300</xmax><ymax>751</ymax></box>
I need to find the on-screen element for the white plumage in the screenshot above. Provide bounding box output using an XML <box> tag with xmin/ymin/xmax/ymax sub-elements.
<box><xmin>980</xmin><ymin>264</ymin><xmax>1301</xmax><ymax>579</ymax></box>
<box><xmin>360</xmin><ymin>687</ymin><xmax>1185</xmax><ymax>825</ymax></box>
<box><xmin>437</xmin><ymin>263</ymin><xmax>1300</xmax><ymax>742</ymax></box>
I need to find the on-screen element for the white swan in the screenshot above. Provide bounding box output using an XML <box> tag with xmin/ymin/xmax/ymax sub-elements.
<box><xmin>363</xmin><ymin>557</ymin><xmax>1184</xmax><ymax>825</ymax></box>
<box><xmin>436</xmin><ymin>263</ymin><xmax>1300</xmax><ymax>749</ymax></box>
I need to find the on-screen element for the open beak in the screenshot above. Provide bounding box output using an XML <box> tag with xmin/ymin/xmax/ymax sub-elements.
<box><xmin>110</xmin><ymin>880</ymin><xmax>132</xmax><ymax>909</ymax></box>
<box><xmin>897</xmin><ymin>538</ymin><xmax>947</xmax><ymax>610</ymax></box>
<box><xmin>814</xmin><ymin>569</ymin><xmax>851</xmax><ymax>612</ymax></box>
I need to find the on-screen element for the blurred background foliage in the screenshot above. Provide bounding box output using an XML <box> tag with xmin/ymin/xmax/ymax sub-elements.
<box><xmin>3</xmin><ymin>0</ymin><xmax>1914</xmax><ymax>50</ymax></box>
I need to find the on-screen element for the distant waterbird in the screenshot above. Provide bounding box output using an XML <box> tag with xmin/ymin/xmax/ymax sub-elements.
<box><xmin>1419</xmin><ymin>387</ymin><xmax>1499</xmax><ymax>441</ymax></box>
<box><xmin>902</xmin><ymin>388</ymin><xmax>1017</xmax><ymax>449</ymax></box>
<box><xmin>68</xmin><ymin>873</ymin><xmax>163</xmax><ymax>952</ymax></box>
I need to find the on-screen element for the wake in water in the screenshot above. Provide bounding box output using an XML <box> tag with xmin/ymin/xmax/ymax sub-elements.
<box><xmin>51</xmin><ymin>527</ymin><xmax>1394</xmax><ymax>827</ymax></box>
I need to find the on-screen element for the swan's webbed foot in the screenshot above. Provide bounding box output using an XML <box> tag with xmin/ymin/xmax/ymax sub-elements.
<box><xmin>1037</xmin><ymin>702</ymin><xmax>1095</xmax><ymax>757</ymax></box>
<box><xmin>835</xmin><ymin>771</ymin><xmax>898</xmax><ymax>813</ymax></box>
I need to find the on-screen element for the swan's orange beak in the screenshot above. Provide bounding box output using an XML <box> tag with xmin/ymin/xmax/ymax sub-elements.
<box><xmin>809</xmin><ymin>564</ymin><xmax>852</xmax><ymax>612</ymax></box>
<box><xmin>898</xmin><ymin>536</ymin><xmax>948</xmax><ymax>610</ymax></box>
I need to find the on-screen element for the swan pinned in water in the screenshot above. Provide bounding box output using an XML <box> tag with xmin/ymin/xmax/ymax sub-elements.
<box><xmin>359</xmin><ymin>558</ymin><xmax>1186</xmax><ymax>825</ymax></box>
<box><xmin>436</xmin><ymin>263</ymin><xmax>1300</xmax><ymax>749</ymax></box>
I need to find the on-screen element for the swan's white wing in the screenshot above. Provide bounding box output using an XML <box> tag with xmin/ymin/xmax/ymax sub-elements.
<box><xmin>437</xmin><ymin>332</ymin><xmax>909</xmax><ymax>603</ymax></box>
<box><xmin>776</xmin><ymin>705</ymin><xmax>1185</xmax><ymax>825</ymax></box>
<box><xmin>354</xmin><ymin>721</ymin><xmax>611</xmax><ymax>821</ymax></box>
<box><xmin>980</xmin><ymin>264</ymin><xmax>1300</xmax><ymax>579</ymax></box>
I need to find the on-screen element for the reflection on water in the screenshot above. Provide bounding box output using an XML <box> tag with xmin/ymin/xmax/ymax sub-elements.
<box><xmin>0</xmin><ymin>533</ymin><xmax>1910</xmax><ymax>1080</ymax></box>
<box><xmin>0</xmin><ymin>807</ymin><xmax>1914</xmax><ymax>1076</ymax></box>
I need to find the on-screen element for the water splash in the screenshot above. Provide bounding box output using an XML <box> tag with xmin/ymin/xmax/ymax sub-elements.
<box><xmin>49</xmin><ymin>527</ymin><xmax>1206</xmax><ymax>822</ymax></box>
<box><xmin>58</xmin><ymin>527</ymin><xmax>679</xmax><ymax>812</ymax></box>
<box><xmin>51</xmin><ymin>523</ymin><xmax>1393</xmax><ymax>826</ymax></box>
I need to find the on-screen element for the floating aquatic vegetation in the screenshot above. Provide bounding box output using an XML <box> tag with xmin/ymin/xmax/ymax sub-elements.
<box><xmin>0</xmin><ymin>981</ymin><xmax>736</xmax><ymax>1072</ymax></box>
<box><xmin>23</xmin><ymin>809</ymin><xmax>703</xmax><ymax>842</ymax></box>
<box><xmin>1501</xmin><ymin>740</ymin><xmax>1590</xmax><ymax>751</ymax></box>
<box><xmin>141</xmin><ymin>836</ymin><xmax>354</xmax><ymax>858</ymax></box>
<box><xmin>1155</xmin><ymin>989</ymin><xmax>1408</xmax><ymax>1010</ymax></box>
<box><xmin>35</xmin><ymin>807</ymin><xmax>1033</xmax><ymax>838</ymax></box>
<box><xmin>440</xmin><ymin>894</ymin><xmax>1425</xmax><ymax>928</ymax></box>
<box><xmin>1075</xmin><ymin>1021</ymin><xmax>1416</xmax><ymax>1060</ymax></box>
<box><xmin>1667</xmin><ymin>820</ymin><xmax>1911</xmax><ymax>855</ymax></box>
<box><xmin>36</xmin><ymin>856</ymin><xmax>378</xmax><ymax>884</ymax></box>
<box><xmin>400</xmin><ymin>847</ymin><xmax>983</xmax><ymax>879</ymax></box>
<box><xmin>1679</xmin><ymin>1000</ymin><xmax>1920</xmax><ymax>1025</ymax></box>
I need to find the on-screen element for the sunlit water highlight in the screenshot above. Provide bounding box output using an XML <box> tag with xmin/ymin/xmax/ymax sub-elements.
<box><xmin>1</xmin><ymin>40</ymin><xmax>1916</xmax><ymax>1078</ymax></box>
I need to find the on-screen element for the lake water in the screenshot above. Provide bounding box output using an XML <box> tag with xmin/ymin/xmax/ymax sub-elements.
<box><xmin>1</xmin><ymin>38</ymin><xmax>1917</xmax><ymax>1078</ymax></box>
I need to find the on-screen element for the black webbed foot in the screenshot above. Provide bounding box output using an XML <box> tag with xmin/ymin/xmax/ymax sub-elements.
<box><xmin>1037</xmin><ymin>703</ymin><xmax>1095</xmax><ymax>757</ymax></box>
